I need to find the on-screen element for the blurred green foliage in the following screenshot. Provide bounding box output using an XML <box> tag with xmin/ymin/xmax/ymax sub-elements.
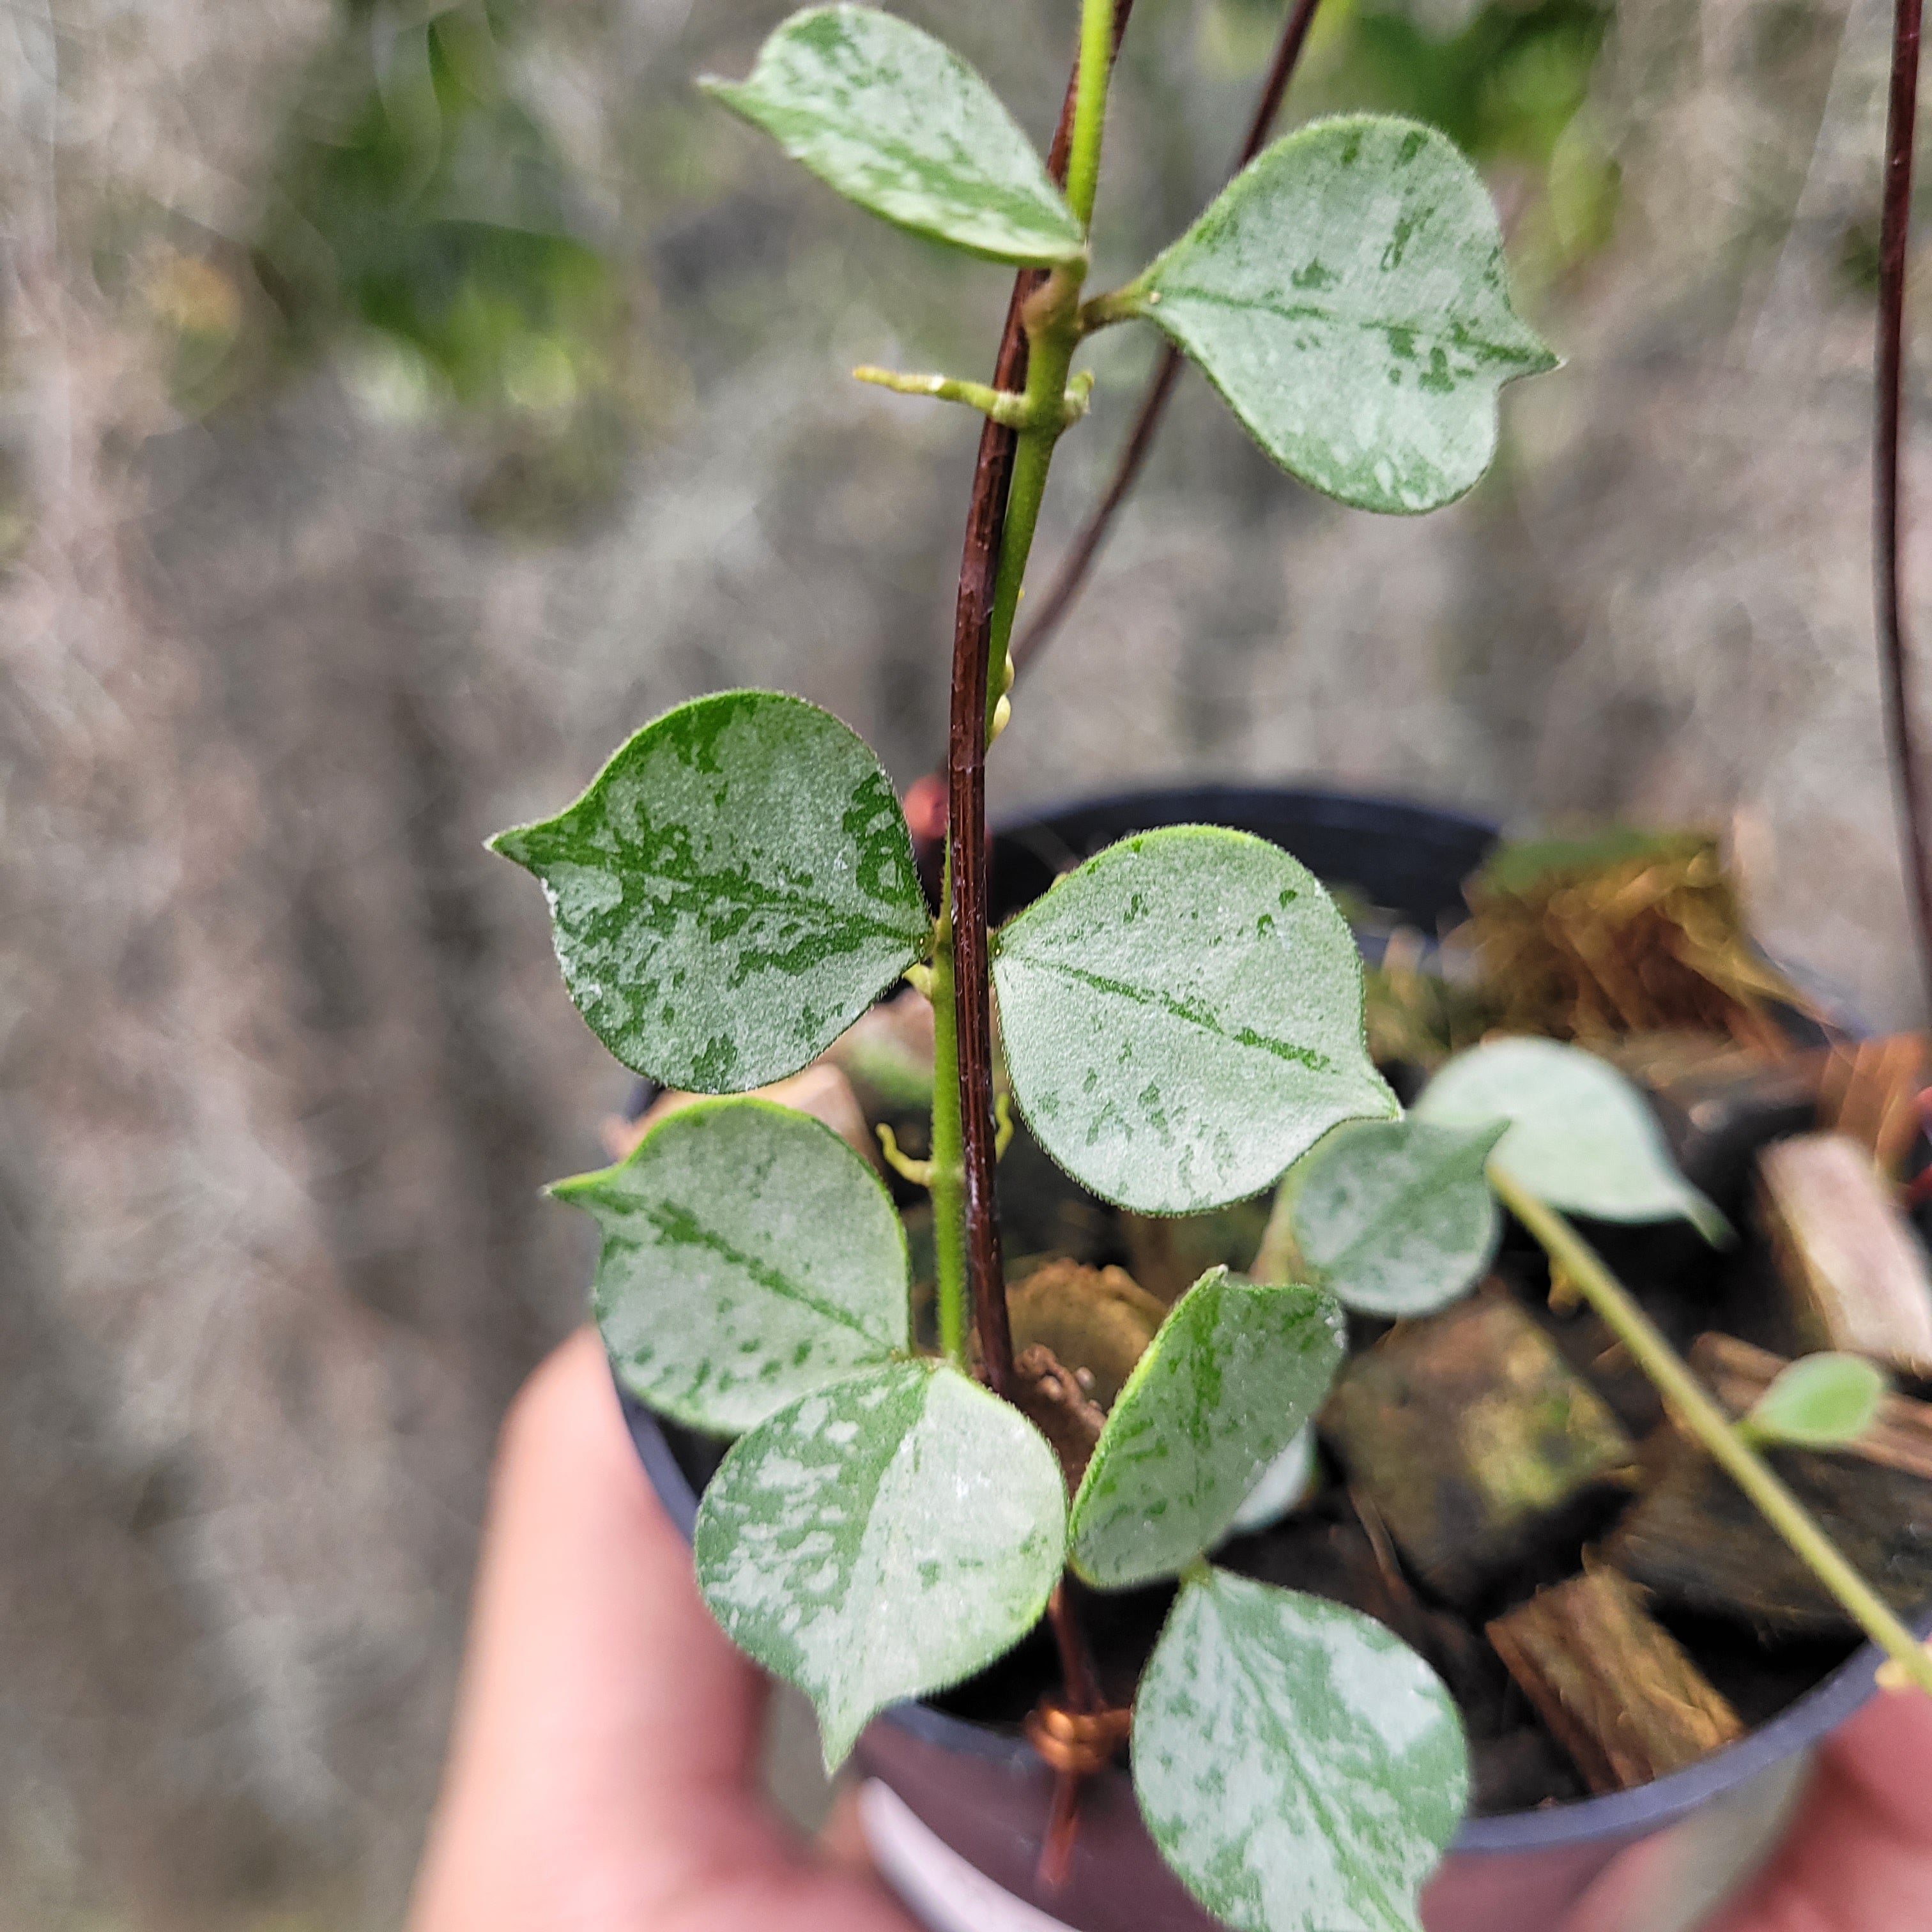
<box><xmin>246</xmin><ymin>0</ymin><xmax>647</xmax><ymax>530</ymax></box>
<box><xmin>259</xmin><ymin>1</ymin><xmax>615</xmax><ymax>406</ymax></box>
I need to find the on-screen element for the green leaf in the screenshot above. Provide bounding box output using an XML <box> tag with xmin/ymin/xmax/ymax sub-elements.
<box><xmin>1116</xmin><ymin>116</ymin><xmax>1556</xmax><ymax>514</ymax></box>
<box><xmin>1134</xmin><ymin>1567</ymin><xmax>1468</xmax><ymax>1932</ymax></box>
<box><xmin>1068</xmin><ymin>1268</ymin><xmax>1346</xmax><ymax>1588</ymax></box>
<box><xmin>555</xmin><ymin>1098</ymin><xmax>908</xmax><ymax>1434</ymax></box>
<box><xmin>694</xmin><ymin>1359</ymin><xmax>1066</xmax><ymax>1768</ymax></box>
<box><xmin>1747</xmin><ymin>1353</ymin><xmax>1889</xmax><ymax>1449</ymax></box>
<box><xmin>992</xmin><ymin>827</ymin><xmax>1396</xmax><ymax>1216</ymax></box>
<box><xmin>1414</xmin><ymin>1036</ymin><xmax>1728</xmax><ymax>1241</ymax></box>
<box><xmin>489</xmin><ymin>690</ymin><xmax>930</xmax><ymax>1092</ymax></box>
<box><xmin>1282</xmin><ymin>1116</ymin><xmax>1506</xmax><ymax>1316</ymax></box>
<box><xmin>700</xmin><ymin>6</ymin><xmax>1085</xmax><ymax>268</ymax></box>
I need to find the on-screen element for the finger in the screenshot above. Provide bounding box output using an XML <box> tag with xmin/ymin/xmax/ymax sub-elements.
<box><xmin>450</xmin><ymin>1327</ymin><xmax>770</xmax><ymax>1802</ymax></box>
<box><xmin>1700</xmin><ymin>1687</ymin><xmax>1932</xmax><ymax>1932</ymax></box>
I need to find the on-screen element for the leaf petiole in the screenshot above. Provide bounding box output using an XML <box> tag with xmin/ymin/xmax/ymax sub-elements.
<box><xmin>1490</xmin><ymin>1160</ymin><xmax>1932</xmax><ymax>1699</ymax></box>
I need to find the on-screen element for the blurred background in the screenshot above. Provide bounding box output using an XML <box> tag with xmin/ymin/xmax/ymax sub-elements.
<box><xmin>2</xmin><ymin>0</ymin><xmax>1928</xmax><ymax>1923</ymax></box>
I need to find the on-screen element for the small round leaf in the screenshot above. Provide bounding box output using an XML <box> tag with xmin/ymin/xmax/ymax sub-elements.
<box><xmin>993</xmin><ymin>827</ymin><xmax>1397</xmax><ymax>1215</ymax></box>
<box><xmin>1134</xmin><ymin>1567</ymin><xmax>1468</xmax><ymax>1932</ymax></box>
<box><xmin>1414</xmin><ymin>1036</ymin><xmax>1727</xmax><ymax>1241</ymax></box>
<box><xmin>490</xmin><ymin>690</ymin><xmax>930</xmax><ymax>1092</ymax></box>
<box><xmin>556</xmin><ymin>1098</ymin><xmax>909</xmax><ymax>1435</ymax></box>
<box><xmin>1284</xmin><ymin>1116</ymin><xmax>1506</xmax><ymax>1316</ymax></box>
<box><xmin>695</xmin><ymin>1360</ymin><xmax>1067</xmax><ymax>1768</ymax></box>
<box><xmin>700</xmin><ymin>6</ymin><xmax>1085</xmax><ymax>267</ymax></box>
<box><xmin>1069</xmin><ymin>1268</ymin><xmax>1346</xmax><ymax>1589</ymax></box>
<box><xmin>1747</xmin><ymin>1353</ymin><xmax>1888</xmax><ymax>1449</ymax></box>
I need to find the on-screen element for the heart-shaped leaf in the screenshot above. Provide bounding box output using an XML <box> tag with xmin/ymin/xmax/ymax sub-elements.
<box><xmin>1134</xmin><ymin>1567</ymin><xmax>1468</xmax><ymax>1932</ymax></box>
<box><xmin>1414</xmin><ymin>1036</ymin><xmax>1727</xmax><ymax>1240</ymax></box>
<box><xmin>700</xmin><ymin>5</ymin><xmax>1085</xmax><ymax>267</ymax></box>
<box><xmin>555</xmin><ymin>1098</ymin><xmax>908</xmax><ymax>1434</ymax></box>
<box><xmin>1746</xmin><ymin>1352</ymin><xmax>1888</xmax><ymax>1449</ymax></box>
<box><xmin>1277</xmin><ymin>1116</ymin><xmax>1506</xmax><ymax>1316</ymax></box>
<box><xmin>992</xmin><ymin>827</ymin><xmax>1396</xmax><ymax>1215</ymax></box>
<box><xmin>490</xmin><ymin>690</ymin><xmax>930</xmax><ymax>1092</ymax></box>
<box><xmin>1113</xmin><ymin>116</ymin><xmax>1555</xmax><ymax>514</ymax></box>
<box><xmin>1068</xmin><ymin>1268</ymin><xmax>1346</xmax><ymax>1588</ymax></box>
<box><xmin>695</xmin><ymin>1359</ymin><xmax>1066</xmax><ymax>1768</ymax></box>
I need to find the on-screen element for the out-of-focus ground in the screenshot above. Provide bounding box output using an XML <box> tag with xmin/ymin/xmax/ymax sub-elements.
<box><xmin>3</xmin><ymin>0</ymin><xmax>1929</xmax><ymax>1924</ymax></box>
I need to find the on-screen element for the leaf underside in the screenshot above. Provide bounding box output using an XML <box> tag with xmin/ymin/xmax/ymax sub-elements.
<box><xmin>1129</xmin><ymin>116</ymin><xmax>1556</xmax><ymax>515</ymax></box>
<box><xmin>1414</xmin><ymin>1035</ymin><xmax>1728</xmax><ymax>1239</ymax></box>
<box><xmin>1285</xmin><ymin>1116</ymin><xmax>1506</xmax><ymax>1317</ymax></box>
<box><xmin>559</xmin><ymin>1098</ymin><xmax>908</xmax><ymax>1434</ymax></box>
<box><xmin>694</xmin><ymin>1359</ymin><xmax>1067</xmax><ymax>1769</ymax></box>
<box><xmin>1070</xmin><ymin>1268</ymin><xmax>1346</xmax><ymax>1589</ymax></box>
<box><xmin>1134</xmin><ymin>1567</ymin><xmax>1468</xmax><ymax>1932</ymax></box>
<box><xmin>992</xmin><ymin>826</ymin><xmax>1396</xmax><ymax>1215</ymax></box>
<box><xmin>489</xmin><ymin>689</ymin><xmax>929</xmax><ymax>1093</ymax></box>
<box><xmin>700</xmin><ymin>4</ymin><xmax>1085</xmax><ymax>267</ymax></box>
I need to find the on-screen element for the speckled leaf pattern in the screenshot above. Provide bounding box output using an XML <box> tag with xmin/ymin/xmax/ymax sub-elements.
<box><xmin>992</xmin><ymin>827</ymin><xmax>1396</xmax><ymax>1215</ymax></box>
<box><xmin>1068</xmin><ymin>1268</ymin><xmax>1346</xmax><ymax>1588</ymax></box>
<box><xmin>700</xmin><ymin>6</ymin><xmax>1085</xmax><ymax>267</ymax></box>
<box><xmin>1282</xmin><ymin>1116</ymin><xmax>1506</xmax><ymax>1316</ymax></box>
<box><xmin>1135</xmin><ymin>1568</ymin><xmax>1468</xmax><ymax>1932</ymax></box>
<box><xmin>555</xmin><ymin>1098</ymin><xmax>908</xmax><ymax>1434</ymax></box>
<box><xmin>694</xmin><ymin>1359</ymin><xmax>1066</xmax><ymax>1768</ymax></box>
<box><xmin>1414</xmin><ymin>1036</ymin><xmax>1728</xmax><ymax>1240</ymax></box>
<box><xmin>489</xmin><ymin>690</ymin><xmax>930</xmax><ymax>1092</ymax></box>
<box><xmin>1120</xmin><ymin>116</ymin><xmax>1556</xmax><ymax>514</ymax></box>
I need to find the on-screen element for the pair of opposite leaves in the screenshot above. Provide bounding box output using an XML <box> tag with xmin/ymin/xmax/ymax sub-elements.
<box><xmin>571</xmin><ymin>1087</ymin><xmax>1466</xmax><ymax>1932</ymax></box>
<box><xmin>702</xmin><ymin>4</ymin><xmax>1555</xmax><ymax>516</ymax></box>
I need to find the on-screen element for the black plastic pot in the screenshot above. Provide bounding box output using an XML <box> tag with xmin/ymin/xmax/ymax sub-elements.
<box><xmin>615</xmin><ymin>783</ymin><xmax>1908</xmax><ymax>1932</ymax></box>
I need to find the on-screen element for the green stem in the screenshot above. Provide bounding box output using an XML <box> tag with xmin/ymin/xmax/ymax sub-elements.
<box><xmin>984</xmin><ymin>274</ymin><xmax>1083</xmax><ymax>734</ymax></box>
<box><xmin>1250</xmin><ymin>1182</ymin><xmax>1308</xmax><ymax>1285</ymax></box>
<box><xmin>1489</xmin><ymin>1161</ymin><xmax>1932</xmax><ymax>1696</ymax></box>
<box><xmin>929</xmin><ymin>861</ymin><xmax>969</xmax><ymax>1369</ymax></box>
<box><xmin>980</xmin><ymin>0</ymin><xmax>1119</xmax><ymax>732</ymax></box>
<box><xmin>1065</xmin><ymin>0</ymin><xmax>1116</xmax><ymax>231</ymax></box>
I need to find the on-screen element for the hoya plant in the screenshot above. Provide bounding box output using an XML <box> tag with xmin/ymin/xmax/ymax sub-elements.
<box><xmin>491</xmin><ymin>6</ymin><xmax>1932</xmax><ymax>1929</ymax></box>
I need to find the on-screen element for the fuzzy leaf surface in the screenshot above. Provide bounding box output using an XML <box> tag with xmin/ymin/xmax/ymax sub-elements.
<box><xmin>1069</xmin><ymin>1268</ymin><xmax>1346</xmax><ymax>1588</ymax></box>
<box><xmin>700</xmin><ymin>5</ymin><xmax>1084</xmax><ymax>266</ymax></box>
<box><xmin>992</xmin><ymin>827</ymin><xmax>1395</xmax><ymax>1215</ymax></box>
<box><xmin>556</xmin><ymin>1098</ymin><xmax>907</xmax><ymax>1434</ymax></box>
<box><xmin>1282</xmin><ymin>1116</ymin><xmax>1506</xmax><ymax>1315</ymax></box>
<box><xmin>1119</xmin><ymin>116</ymin><xmax>1555</xmax><ymax>514</ymax></box>
<box><xmin>694</xmin><ymin>1360</ymin><xmax>1066</xmax><ymax>1768</ymax></box>
<box><xmin>1414</xmin><ymin>1036</ymin><xmax>1727</xmax><ymax>1239</ymax></box>
<box><xmin>1749</xmin><ymin>1353</ymin><xmax>1888</xmax><ymax>1448</ymax></box>
<box><xmin>1135</xmin><ymin>1568</ymin><xmax>1467</xmax><ymax>1932</ymax></box>
<box><xmin>489</xmin><ymin>690</ymin><xmax>928</xmax><ymax>1092</ymax></box>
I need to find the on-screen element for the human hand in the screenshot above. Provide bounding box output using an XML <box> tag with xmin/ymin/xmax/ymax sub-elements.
<box><xmin>1562</xmin><ymin>1664</ymin><xmax>1932</xmax><ymax>1932</ymax></box>
<box><xmin>414</xmin><ymin>1328</ymin><xmax>1932</xmax><ymax>1932</ymax></box>
<box><xmin>408</xmin><ymin>1328</ymin><xmax>917</xmax><ymax>1932</ymax></box>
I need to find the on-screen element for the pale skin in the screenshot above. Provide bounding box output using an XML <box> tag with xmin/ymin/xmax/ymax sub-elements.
<box><xmin>410</xmin><ymin>1331</ymin><xmax>1932</xmax><ymax>1932</ymax></box>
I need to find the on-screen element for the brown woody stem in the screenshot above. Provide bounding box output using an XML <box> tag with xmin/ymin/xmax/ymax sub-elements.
<box><xmin>1878</xmin><ymin>0</ymin><xmax>1932</xmax><ymax>1006</ymax></box>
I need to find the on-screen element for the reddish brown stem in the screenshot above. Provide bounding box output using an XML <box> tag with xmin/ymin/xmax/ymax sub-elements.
<box><xmin>950</xmin><ymin>0</ymin><xmax>1133</xmax><ymax>1400</ymax></box>
<box><xmin>1879</xmin><ymin>0</ymin><xmax>1932</xmax><ymax>1006</ymax></box>
<box><xmin>1011</xmin><ymin>0</ymin><xmax>1324</xmax><ymax>678</ymax></box>
<box><xmin>1038</xmin><ymin>1581</ymin><xmax>1102</xmax><ymax>1888</ymax></box>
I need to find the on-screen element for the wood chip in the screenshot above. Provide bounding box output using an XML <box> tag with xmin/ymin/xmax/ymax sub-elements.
<box><xmin>1758</xmin><ymin>1133</ymin><xmax>1932</xmax><ymax>1374</ymax></box>
<box><xmin>1321</xmin><ymin>1296</ymin><xmax>1635</xmax><ymax>1605</ymax></box>
<box><xmin>1486</xmin><ymin>1568</ymin><xmax>1744</xmax><ymax>1792</ymax></box>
